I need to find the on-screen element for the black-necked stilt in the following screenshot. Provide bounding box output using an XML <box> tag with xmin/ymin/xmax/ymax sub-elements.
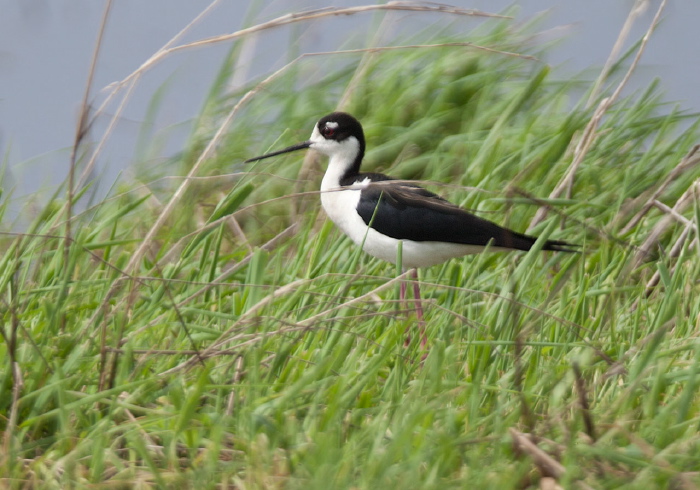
<box><xmin>246</xmin><ymin>112</ymin><xmax>576</xmax><ymax>347</ymax></box>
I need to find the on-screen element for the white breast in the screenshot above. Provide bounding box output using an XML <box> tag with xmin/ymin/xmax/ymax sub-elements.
<box><xmin>320</xmin><ymin>171</ymin><xmax>370</xmax><ymax>247</ymax></box>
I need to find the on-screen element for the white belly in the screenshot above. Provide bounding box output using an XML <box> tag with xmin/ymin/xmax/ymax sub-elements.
<box><xmin>320</xmin><ymin>183</ymin><xmax>486</xmax><ymax>269</ymax></box>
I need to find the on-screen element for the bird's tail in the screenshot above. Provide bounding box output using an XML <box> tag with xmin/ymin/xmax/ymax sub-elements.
<box><xmin>542</xmin><ymin>239</ymin><xmax>580</xmax><ymax>253</ymax></box>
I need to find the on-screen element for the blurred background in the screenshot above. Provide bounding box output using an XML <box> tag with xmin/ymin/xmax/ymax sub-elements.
<box><xmin>0</xmin><ymin>0</ymin><xmax>697</xmax><ymax>200</ymax></box>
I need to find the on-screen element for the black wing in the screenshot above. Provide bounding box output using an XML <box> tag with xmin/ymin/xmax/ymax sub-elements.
<box><xmin>354</xmin><ymin>179</ymin><xmax>574</xmax><ymax>252</ymax></box>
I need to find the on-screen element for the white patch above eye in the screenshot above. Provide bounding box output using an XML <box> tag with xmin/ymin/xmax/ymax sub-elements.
<box><xmin>325</xmin><ymin>121</ymin><xmax>339</xmax><ymax>129</ymax></box>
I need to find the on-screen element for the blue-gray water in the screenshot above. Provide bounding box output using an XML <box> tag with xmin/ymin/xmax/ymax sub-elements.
<box><xmin>1</xmin><ymin>0</ymin><xmax>697</xmax><ymax>204</ymax></box>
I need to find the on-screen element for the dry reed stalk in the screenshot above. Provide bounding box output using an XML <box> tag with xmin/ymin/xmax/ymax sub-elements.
<box><xmin>529</xmin><ymin>0</ymin><xmax>667</xmax><ymax>230</ymax></box>
<box><xmin>619</xmin><ymin>145</ymin><xmax>700</xmax><ymax>234</ymax></box>
<box><xmin>510</xmin><ymin>428</ymin><xmax>566</xmax><ymax>479</ymax></box>
<box><xmin>633</xmin><ymin>179</ymin><xmax>700</xmax><ymax>266</ymax></box>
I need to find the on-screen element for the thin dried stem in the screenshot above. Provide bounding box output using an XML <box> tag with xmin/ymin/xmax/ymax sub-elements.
<box><xmin>119</xmin><ymin>3</ymin><xmax>504</xmax><ymax>86</ymax></box>
<box><xmin>572</xmin><ymin>363</ymin><xmax>596</xmax><ymax>442</ymax></box>
<box><xmin>510</xmin><ymin>428</ymin><xmax>566</xmax><ymax>479</ymax></box>
<box><xmin>3</xmin><ymin>363</ymin><xmax>23</xmax><ymax>459</ymax></box>
<box><xmin>81</xmin><ymin>3</ymin><xmax>501</xmax><ymax>197</ymax></box>
<box><xmin>633</xmin><ymin>179</ymin><xmax>700</xmax><ymax>266</ymax></box>
<box><xmin>619</xmin><ymin>145</ymin><xmax>700</xmax><ymax>234</ymax></box>
<box><xmin>225</xmin><ymin>356</ymin><xmax>245</xmax><ymax>417</ymax></box>
<box><xmin>635</xmin><ymin>215</ymin><xmax>698</xmax><ymax>305</ymax></box>
<box><xmin>65</xmin><ymin>0</ymin><xmax>112</xmax><ymax>251</ymax></box>
<box><xmin>586</xmin><ymin>0</ymin><xmax>650</xmax><ymax>108</ymax></box>
<box><xmin>75</xmin><ymin>0</ymin><xmax>223</xmax><ymax>190</ymax></box>
<box><xmin>529</xmin><ymin>0</ymin><xmax>668</xmax><ymax>229</ymax></box>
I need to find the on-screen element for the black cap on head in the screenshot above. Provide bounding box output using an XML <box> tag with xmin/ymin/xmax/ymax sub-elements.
<box><xmin>316</xmin><ymin>112</ymin><xmax>365</xmax><ymax>159</ymax></box>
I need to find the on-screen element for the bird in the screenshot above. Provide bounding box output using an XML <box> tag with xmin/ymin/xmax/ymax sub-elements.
<box><xmin>245</xmin><ymin>112</ymin><xmax>576</xmax><ymax>347</ymax></box>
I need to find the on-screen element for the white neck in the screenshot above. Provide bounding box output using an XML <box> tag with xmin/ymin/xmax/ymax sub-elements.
<box><xmin>311</xmin><ymin>134</ymin><xmax>361</xmax><ymax>192</ymax></box>
<box><xmin>321</xmin><ymin>153</ymin><xmax>355</xmax><ymax>191</ymax></box>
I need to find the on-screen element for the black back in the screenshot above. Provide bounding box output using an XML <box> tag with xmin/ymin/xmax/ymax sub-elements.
<box><xmin>352</xmin><ymin>175</ymin><xmax>572</xmax><ymax>252</ymax></box>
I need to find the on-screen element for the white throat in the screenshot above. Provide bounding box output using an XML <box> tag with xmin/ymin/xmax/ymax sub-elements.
<box><xmin>309</xmin><ymin>126</ymin><xmax>362</xmax><ymax>191</ymax></box>
<box><xmin>321</xmin><ymin>152</ymin><xmax>358</xmax><ymax>191</ymax></box>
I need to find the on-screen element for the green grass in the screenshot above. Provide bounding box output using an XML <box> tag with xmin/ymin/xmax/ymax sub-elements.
<box><xmin>2</xmin><ymin>8</ymin><xmax>700</xmax><ymax>489</ymax></box>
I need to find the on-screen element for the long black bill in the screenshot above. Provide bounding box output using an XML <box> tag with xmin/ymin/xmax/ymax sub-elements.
<box><xmin>244</xmin><ymin>141</ymin><xmax>312</xmax><ymax>163</ymax></box>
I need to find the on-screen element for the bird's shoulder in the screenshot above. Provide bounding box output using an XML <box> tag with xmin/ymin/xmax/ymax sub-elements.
<box><xmin>342</xmin><ymin>172</ymin><xmax>454</xmax><ymax>209</ymax></box>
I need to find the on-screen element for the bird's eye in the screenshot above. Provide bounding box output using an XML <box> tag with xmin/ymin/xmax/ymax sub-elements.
<box><xmin>322</xmin><ymin>126</ymin><xmax>336</xmax><ymax>137</ymax></box>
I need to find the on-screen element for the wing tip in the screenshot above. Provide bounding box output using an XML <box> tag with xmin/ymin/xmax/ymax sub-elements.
<box><xmin>543</xmin><ymin>240</ymin><xmax>580</xmax><ymax>253</ymax></box>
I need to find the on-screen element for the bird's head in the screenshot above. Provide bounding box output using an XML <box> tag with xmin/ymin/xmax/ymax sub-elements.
<box><xmin>245</xmin><ymin>112</ymin><xmax>365</xmax><ymax>169</ymax></box>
